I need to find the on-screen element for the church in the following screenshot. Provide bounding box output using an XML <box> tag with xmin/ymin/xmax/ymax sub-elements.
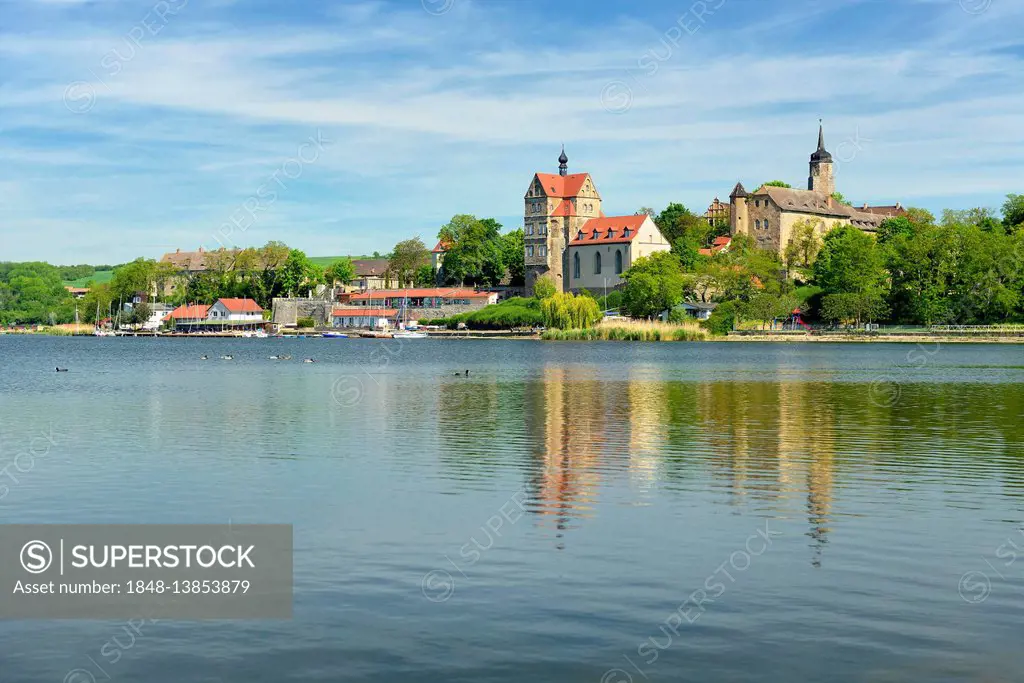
<box><xmin>729</xmin><ymin>124</ymin><xmax>905</xmax><ymax>255</ymax></box>
<box><xmin>523</xmin><ymin>149</ymin><xmax>670</xmax><ymax>294</ymax></box>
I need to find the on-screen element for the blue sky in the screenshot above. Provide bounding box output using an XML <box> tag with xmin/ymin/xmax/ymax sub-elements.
<box><xmin>1</xmin><ymin>0</ymin><xmax>1022</xmax><ymax>264</ymax></box>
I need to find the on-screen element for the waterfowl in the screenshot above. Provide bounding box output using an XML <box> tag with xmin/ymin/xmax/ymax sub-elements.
<box><xmin>303</xmin><ymin>358</ymin><xmax>316</xmax><ymax>364</ymax></box>
<box><xmin>220</xmin><ymin>355</ymin><xmax>233</xmax><ymax>361</ymax></box>
<box><xmin>200</xmin><ymin>355</ymin><xmax>209</xmax><ymax>360</ymax></box>
<box><xmin>55</xmin><ymin>367</ymin><xmax>69</xmax><ymax>372</ymax></box>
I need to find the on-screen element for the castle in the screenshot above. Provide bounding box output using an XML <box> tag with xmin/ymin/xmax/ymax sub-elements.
<box><xmin>729</xmin><ymin>124</ymin><xmax>905</xmax><ymax>255</ymax></box>
<box><xmin>524</xmin><ymin>149</ymin><xmax>670</xmax><ymax>294</ymax></box>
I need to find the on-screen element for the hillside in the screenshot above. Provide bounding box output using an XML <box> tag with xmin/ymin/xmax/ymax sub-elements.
<box><xmin>63</xmin><ymin>270</ymin><xmax>114</xmax><ymax>287</ymax></box>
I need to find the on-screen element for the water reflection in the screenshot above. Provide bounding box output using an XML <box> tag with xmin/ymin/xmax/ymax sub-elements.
<box><xmin>437</xmin><ymin>369</ymin><xmax>1024</xmax><ymax>567</ymax></box>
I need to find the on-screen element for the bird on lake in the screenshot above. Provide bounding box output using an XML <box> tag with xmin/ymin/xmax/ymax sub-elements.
<box><xmin>303</xmin><ymin>358</ymin><xmax>316</xmax><ymax>363</ymax></box>
<box><xmin>220</xmin><ymin>355</ymin><xmax>233</xmax><ymax>361</ymax></box>
<box><xmin>452</xmin><ymin>370</ymin><xmax>470</xmax><ymax>377</ymax></box>
<box><xmin>55</xmin><ymin>367</ymin><xmax>69</xmax><ymax>372</ymax></box>
<box><xmin>200</xmin><ymin>355</ymin><xmax>209</xmax><ymax>360</ymax></box>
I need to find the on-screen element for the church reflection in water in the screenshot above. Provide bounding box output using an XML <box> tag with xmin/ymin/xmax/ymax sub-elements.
<box><xmin>433</xmin><ymin>364</ymin><xmax>929</xmax><ymax>567</ymax></box>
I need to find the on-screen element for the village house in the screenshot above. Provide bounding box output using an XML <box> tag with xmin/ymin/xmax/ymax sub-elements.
<box><xmin>350</xmin><ymin>259</ymin><xmax>392</xmax><ymax>290</ymax></box>
<box><xmin>566</xmin><ymin>215</ymin><xmax>671</xmax><ymax>293</ymax></box>
<box><xmin>162</xmin><ymin>298</ymin><xmax>264</xmax><ymax>331</ymax></box>
<box><xmin>331</xmin><ymin>308</ymin><xmax>398</xmax><ymax>330</ymax></box>
<box><xmin>208</xmin><ymin>298</ymin><xmax>264</xmax><ymax>323</ymax></box>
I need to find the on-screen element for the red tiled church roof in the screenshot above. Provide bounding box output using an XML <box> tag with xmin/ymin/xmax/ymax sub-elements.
<box><xmin>569</xmin><ymin>216</ymin><xmax>648</xmax><ymax>245</ymax></box>
<box><xmin>534</xmin><ymin>173</ymin><xmax>591</xmax><ymax>198</ymax></box>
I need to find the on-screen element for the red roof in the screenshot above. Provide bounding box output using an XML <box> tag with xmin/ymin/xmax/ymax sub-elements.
<box><xmin>432</xmin><ymin>241</ymin><xmax>451</xmax><ymax>254</ymax></box>
<box><xmin>332</xmin><ymin>308</ymin><xmax>398</xmax><ymax>317</ymax></box>
<box><xmin>350</xmin><ymin>288</ymin><xmax>493</xmax><ymax>301</ymax></box>
<box><xmin>165</xmin><ymin>304</ymin><xmax>210</xmax><ymax>321</ymax></box>
<box><xmin>216</xmin><ymin>298</ymin><xmax>263</xmax><ymax>313</ymax></box>
<box><xmin>534</xmin><ymin>173</ymin><xmax>591</xmax><ymax>198</ymax></box>
<box><xmin>569</xmin><ymin>216</ymin><xmax>649</xmax><ymax>245</ymax></box>
<box><xmin>699</xmin><ymin>236</ymin><xmax>732</xmax><ymax>256</ymax></box>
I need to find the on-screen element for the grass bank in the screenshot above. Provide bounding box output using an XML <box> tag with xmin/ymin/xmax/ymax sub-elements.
<box><xmin>542</xmin><ymin>319</ymin><xmax>709</xmax><ymax>342</ymax></box>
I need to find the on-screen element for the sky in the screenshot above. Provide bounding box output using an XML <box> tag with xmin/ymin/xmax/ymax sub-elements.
<box><xmin>1</xmin><ymin>0</ymin><xmax>1022</xmax><ymax>265</ymax></box>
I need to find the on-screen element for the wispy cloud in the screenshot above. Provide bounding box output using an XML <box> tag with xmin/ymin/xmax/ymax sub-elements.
<box><xmin>0</xmin><ymin>0</ymin><xmax>1022</xmax><ymax>263</ymax></box>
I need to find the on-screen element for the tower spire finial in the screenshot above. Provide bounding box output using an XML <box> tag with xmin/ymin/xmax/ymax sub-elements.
<box><xmin>817</xmin><ymin>119</ymin><xmax>825</xmax><ymax>151</ymax></box>
<box><xmin>558</xmin><ymin>145</ymin><xmax>568</xmax><ymax>177</ymax></box>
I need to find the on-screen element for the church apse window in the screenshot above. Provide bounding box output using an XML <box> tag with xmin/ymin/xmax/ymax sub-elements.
<box><xmin>573</xmin><ymin>253</ymin><xmax>581</xmax><ymax>279</ymax></box>
<box><xmin>615</xmin><ymin>250</ymin><xmax>623</xmax><ymax>274</ymax></box>
<box><xmin>595</xmin><ymin>252</ymin><xmax>602</xmax><ymax>274</ymax></box>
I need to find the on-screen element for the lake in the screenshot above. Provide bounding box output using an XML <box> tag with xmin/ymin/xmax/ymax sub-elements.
<box><xmin>1</xmin><ymin>337</ymin><xmax>1023</xmax><ymax>682</ymax></box>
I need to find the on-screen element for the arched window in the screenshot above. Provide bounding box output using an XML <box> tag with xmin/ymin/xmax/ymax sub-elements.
<box><xmin>573</xmin><ymin>252</ymin><xmax>580</xmax><ymax>279</ymax></box>
<box><xmin>763</xmin><ymin>218</ymin><xmax>770</xmax><ymax>230</ymax></box>
<box><xmin>595</xmin><ymin>252</ymin><xmax>602</xmax><ymax>274</ymax></box>
<box><xmin>755</xmin><ymin>220</ymin><xmax>761</xmax><ymax>229</ymax></box>
<box><xmin>615</xmin><ymin>250</ymin><xmax>623</xmax><ymax>274</ymax></box>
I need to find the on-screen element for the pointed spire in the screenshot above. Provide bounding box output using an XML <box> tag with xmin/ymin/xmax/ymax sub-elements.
<box><xmin>810</xmin><ymin>119</ymin><xmax>832</xmax><ymax>163</ymax></box>
<box><xmin>558</xmin><ymin>145</ymin><xmax>568</xmax><ymax>176</ymax></box>
<box><xmin>729</xmin><ymin>182</ymin><xmax>748</xmax><ymax>199</ymax></box>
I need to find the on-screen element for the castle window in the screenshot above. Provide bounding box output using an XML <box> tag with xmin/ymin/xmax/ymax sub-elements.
<box><xmin>540</xmin><ymin>246</ymin><xmax>547</xmax><ymax>257</ymax></box>
<box><xmin>525</xmin><ymin>225</ymin><xmax>533</xmax><ymax>236</ymax></box>
<box><xmin>763</xmin><ymin>219</ymin><xmax>770</xmax><ymax>230</ymax></box>
<box><xmin>526</xmin><ymin>245</ymin><xmax>534</xmax><ymax>257</ymax></box>
<box><xmin>573</xmin><ymin>252</ymin><xmax>581</xmax><ymax>279</ymax></box>
<box><xmin>595</xmin><ymin>252</ymin><xmax>602</xmax><ymax>274</ymax></box>
<box><xmin>755</xmin><ymin>220</ymin><xmax>761</xmax><ymax>229</ymax></box>
<box><xmin>615</xmin><ymin>250</ymin><xmax>623</xmax><ymax>274</ymax></box>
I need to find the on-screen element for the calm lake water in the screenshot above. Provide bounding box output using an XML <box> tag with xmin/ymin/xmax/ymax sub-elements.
<box><xmin>1</xmin><ymin>337</ymin><xmax>1023</xmax><ymax>682</ymax></box>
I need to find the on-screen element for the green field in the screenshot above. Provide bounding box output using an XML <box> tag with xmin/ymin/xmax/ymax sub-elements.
<box><xmin>64</xmin><ymin>270</ymin><xmax>114</xmax><ymax>287</ymax></box>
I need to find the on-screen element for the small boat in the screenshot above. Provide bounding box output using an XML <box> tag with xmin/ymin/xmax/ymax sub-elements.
<box><xmin>322</xmin><ymin>332</ymin><xmax>349</xmax><ymax>339</ymax></box>
<box><xmin>93</xmin><ymin>329</ymin><xmax>116</xmax><ymax>337</ymax></box>
<box><xmin>393</xmin><ymin>330</ymin><xmax>428</xmax><ymax>339</ymax></box>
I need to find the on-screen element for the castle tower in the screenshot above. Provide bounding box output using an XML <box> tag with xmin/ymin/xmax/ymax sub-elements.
<box><xmin>729</xmin><ymin>182</ymin><xmax>749</xmax><ymax>236</ymax></box>
<box><xmin>808</xmin><ymin>121</ymin><xmax>835</xmax><ymax>196</ymax></box>
<box><xmin>524</xmin><ymin>149</ymin><xmax>602</xmax><ymax>294</ymax></box>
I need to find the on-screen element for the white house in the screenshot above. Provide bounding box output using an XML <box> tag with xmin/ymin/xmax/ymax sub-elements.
<box><xmin>566</xmin><ymin>215</ymin><xmax>671</xmax><ymax>292</ymax></box>
<box><xmin>208</xmin><ymin>298</ymin><xmax>264</xmax><ymax>322</ymax></box>
<box><xmin>332</xmin><ymin>308</ymin><xmax>397</xmax><ymax>330</ymax></box>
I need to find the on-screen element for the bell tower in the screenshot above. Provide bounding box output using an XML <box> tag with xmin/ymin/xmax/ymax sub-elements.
<box><xmin>808</xmin><ymin>121</ymin><xmax>834</xmax><ymax>196</ymax></box>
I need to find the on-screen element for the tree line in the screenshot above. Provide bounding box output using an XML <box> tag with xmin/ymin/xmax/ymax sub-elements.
<box><xmin>617</xmin><ymin>193</ymin><xmax>1024</xmax><ymax>330</ymax></box>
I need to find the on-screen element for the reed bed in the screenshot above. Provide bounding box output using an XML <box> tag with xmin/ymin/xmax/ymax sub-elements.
<box><xmin>542</xmin><ymin>319</ymin><xmax>709</xmax><ymax>342</ymax></box>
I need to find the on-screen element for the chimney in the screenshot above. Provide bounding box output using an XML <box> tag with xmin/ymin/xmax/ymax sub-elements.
<box><xmin>176</xmin><ymin>248</ymin><xmax>180</xmax><ymax>253</ymax></box>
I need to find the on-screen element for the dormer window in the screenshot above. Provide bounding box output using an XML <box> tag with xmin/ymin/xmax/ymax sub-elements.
<box><xmin>591</xmin><ymin>230</ymin><xmax>599</xmax><ymax>240</ymax></box>
<box><xmin>576</xmin><ymin>230</ymin><xmax>584</xmax><ymax>241</ymax></box>
<box><xmin>623</xmin><ymin>228</ymin><xmax>631</xmax><ymax>238</ymax></box>
<box><xmin>606</xmin><ymin>228</ymin><xmax>615</xmax><ymax>239</ymax></box>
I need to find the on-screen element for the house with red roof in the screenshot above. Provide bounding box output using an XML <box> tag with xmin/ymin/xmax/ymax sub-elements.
<box><xmin>208</xmin><ymin>298</ymin><xmax>264</xmax><ymax>322</ymax></box>
<box><xmin>163</xmin><ymin>304</ymin><xmax>211</xmax><ymax>326</ymax></box>
<box><xmin>566</xmin><ymin>215</ymin><xmax>671</xmax><ymax>292</ymax></box>
<box><xmin>699</xmin><ymin>236</ymin><xmax>733</xmax><ymax>257</ymax></box>
<box><xmin>331</xmin><ymin>308</ymin><xmax>398</xmax><ymax>330</ymax></box>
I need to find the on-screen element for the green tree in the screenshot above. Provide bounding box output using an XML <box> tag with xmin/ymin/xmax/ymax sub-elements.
<box><xmin>81</xmin><ymin>284</ymin><xmax>114</xmax><ymax>323</ymax></box>
<box><xmin>813</xmin><ymin>226</ymin><xmax>888</xmax><ymax>298</ymax></box>
<box><xmin>389</xmin><ymin>238</ymin><xmax>430</xmax><ymax>287</ymax></box>
<box><xmin>904</xmin><ymin>207</ymin><xmax>936</xmax><ymax>226</ymax></box>
<box><xmin>325</xmin><ymin>257</ymin><xmax>356</xmax><ymax>286</ymax></box>
<box><xmin>541</xmin><ymin>292</ymin><xmax>602</xmax><ymax>329</ymax></box>
<box><xmin>784</xmin><ymin>219</ymin><xmax>824</xmax><ymax>270</ymax></box>
<box><xmin>110</xmin><ymin>258</ymin><xmax>156</xmax><ymax>300</ymax></box>
<box><xmin>831</xmin><ymin>191</ymin><xmax>852</xmax><ymax>206</ymax></box>
<box><xmin>743</xmin><ymin>292</ymin><xmax>799</xmax><ymax>330</ymax></box>
<box><xmin>413</xmin><ymin>264</ymin><xmax>436</xmax><ymax>287</ymax></box>
<box><xmin>533</xmin><ymin>275</ymin><xmax>557</xmax><ymax>300</ymax></box>
<box><xmin>279</xmin><ymin>249</ymin><xmax>323</xmax><ymax>297</ymax></box>
<box><xmin>877</xmin><ymin>216</ymin><xmax>915</xmax><ymax>244</ymax></box>
<box><xmin>1002</xmin><ymin>194</ymin><xmax>1024</xmax><ymax>232</ymax></box>
<box><xmin>500</xmin><ymin>229</ymin><xmax>525</xmax><ymax>286</ymax></box>
<box><xmin>438</xmin><ymin>215</ymin><xmax>506</xmax><ymax>287</ymax></box>
<box><xmin>637</xmin><ymin>207</ymin><xmax>656</xmax><ymax>217</ymax></box>
<box><xmin>762</xmin><ymin>180</ymin><xmax>792</xmax><ymax>189</ymax></box>
<box><xmin>127</xmin><ymin>302</ymin><xmax>152</xmax><ymax>326</ymax></box>
<box><xmin>621</xmin><ymin>251</ymin><xmax>685</xmax><ymax>318</ymax></box>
